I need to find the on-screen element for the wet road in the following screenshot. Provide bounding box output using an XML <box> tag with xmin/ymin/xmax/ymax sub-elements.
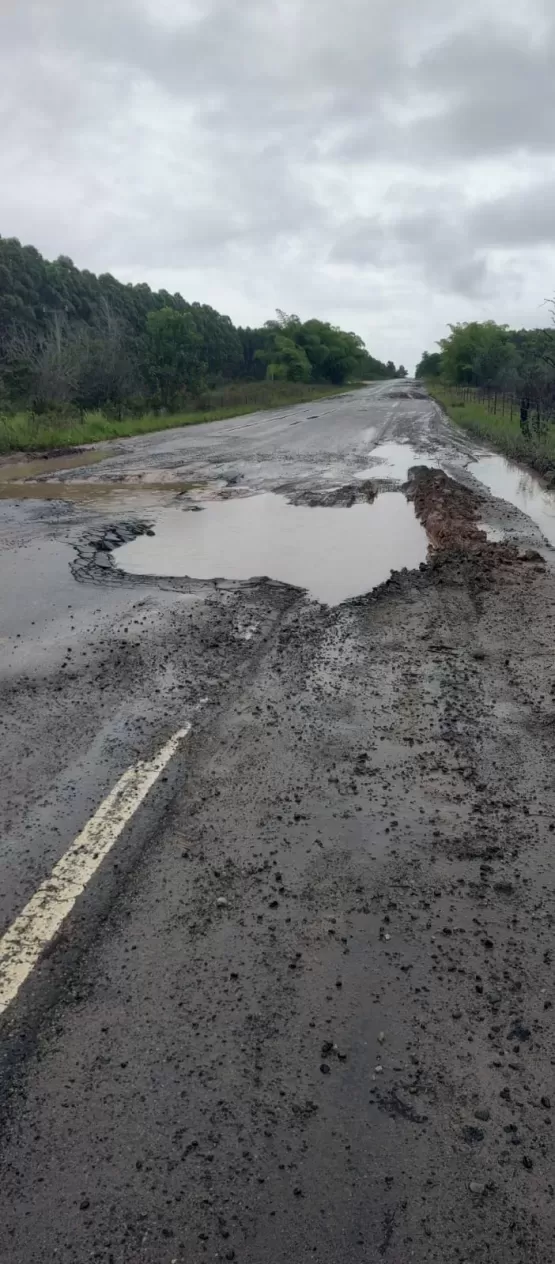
<box><xmin>1</xmin><ymin>382</ymin><xmax>445</xmax><ymax>938</ymax></box>
<box><xmin>15</xmin><ymin>377</ymin><xmax>463</xmax><ymax>490</ymax></box>
<box><xmin>1</xmin><ymin>383</ymin><xmax>555</xmax><ymax>1263</ymax></box>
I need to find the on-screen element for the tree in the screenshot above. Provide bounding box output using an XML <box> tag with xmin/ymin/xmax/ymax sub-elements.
<box><xmin>415</xmin><ymin>351</ymin><xmax>442</xmax><ymax>378</ymax></box>
<box><xmin>0</xmin><ymin>236</ymin><xmax>402</xmax><ymax>410</ymax></box>
<box><xmin>255</xmin><ymin>313</ymin><xmax>369</xmax><ymax>385</ymax></box>
<box><xmin>300</xmin><ymin>321</ymin><xmax>365</xmax><ymax>384</ymax></box>
<box><xmin>356</xmin><ymin>350</ymin><xmax>395</xmax><ymax>380</ymax></box>
<box><xmin>256</xmin><ymin>332</ymin><xmax>312</xmax><ymax>382</ymax></box>
<box><xmin>75</xmin><ymin>302</ymin><xmax>140</xmax><ymax>416</ymax></box>
<box><xmin>145</xmin><ymin>308</ymin><xmax>205</xmax><ymax>409</ymax></box>
<box><xmin>438</xmin><ymin>321</ymin><xmax>511</xmax><ymax>387</ymax></box>
<box><xmin>0</xmin><ymin>235</ymin><xmax>241</xmax><ymax>394</ymax></box>
<box><xmin>4</xmin><ymin>314</ymin><xmax>85</xmax><ymax>412</ymax></box>
<box><xmin>417</xmin><ymin>316</ymin><xmax>555</xmax><ymax>431</ymax></box>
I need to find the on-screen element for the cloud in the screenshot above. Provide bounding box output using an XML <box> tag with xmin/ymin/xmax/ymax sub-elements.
<box><xmin>411</xmin><ymin>21</ymin><xmax>555</xmax><ymax>160</ymax></box>
<box><xmin>1</xmin><ymin>0</ymin><xmax>554</xmax><ymax>370</ymax></box>
<box><xmin>330</xmin><ymin>189</ymin><xmax>494</xmax><ymax>300</ymax></box>
<box><xmin>469</xmin><ymin>182</ymin><xmax>555</xmax><ymax>248</ymax></box>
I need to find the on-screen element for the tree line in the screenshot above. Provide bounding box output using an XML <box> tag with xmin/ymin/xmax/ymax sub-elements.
<box><xmin>416</xmin><ymin>319</ymin><xmax>555</xmax><ymax>427</ymax></box>
<box><xmin>0</xmin><ymin>237</ymin><xmax>406</xmax><ymax>416</ymax></box>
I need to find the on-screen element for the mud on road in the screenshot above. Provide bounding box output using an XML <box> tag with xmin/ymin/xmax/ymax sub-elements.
<box><xmin>1</xmin><ymin>384</ymin><xmax>555</xmax><ymax>1262</ymax></box>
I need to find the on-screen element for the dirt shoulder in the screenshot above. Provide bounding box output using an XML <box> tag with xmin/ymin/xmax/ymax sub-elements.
<box><xmin>1</xmin><ymin>470</ymin><xmax>554</xmax><ymax>1262</ymax></box>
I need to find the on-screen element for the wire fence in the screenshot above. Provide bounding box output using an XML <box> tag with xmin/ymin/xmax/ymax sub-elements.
<box><xmin>445</xmin><ymin>384</ymin><xmax>555</xmax><ymax>437</ymax></box>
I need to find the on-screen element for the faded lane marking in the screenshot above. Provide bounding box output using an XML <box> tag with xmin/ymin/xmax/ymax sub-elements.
<box><xmin>0</xmin><ymin>726</ymin><xmax>191</xmax><ymax>1017</ymax></box>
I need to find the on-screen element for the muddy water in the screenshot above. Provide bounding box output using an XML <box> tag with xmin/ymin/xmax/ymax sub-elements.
<box><xmin>0</xmin><ymin>480</ymin><xmax>194</xmax><ymax>508</ymax></box>
<box><xmin>470</xmin><ymin>454</ymin><xmax>555</xmax><ymax>547</ymax></box>
<box><xmin>115</xmin><ymin>491</ymin><xmax>427</xmax><ymax>605</ymax></box>
<box><xmin>0</xmin><ymin>449</ymin><xmax>198</xmax><ymax>508</ymax></box>
<box><xmin>0</xmin><ymin>450</ymin><xmax>106</xmax><ymax>483</ymax></box>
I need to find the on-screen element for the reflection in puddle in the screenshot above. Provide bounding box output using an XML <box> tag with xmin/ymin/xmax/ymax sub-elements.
<box><xmin>358</xmin><ymin>442</ymin><xmax>441</xmax><ymax>483</ymax></box>
<box><xmin>470</xmin><ymin>454</ymin><xmax>555</xmax><ymax>547</ymax></box>
<box><xmin>115</xmin><ymin>491</ymin><xmax>428</xmax><ymax>605</ymax></box>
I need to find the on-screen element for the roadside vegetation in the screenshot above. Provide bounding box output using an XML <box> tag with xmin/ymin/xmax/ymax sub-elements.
<box><xmin>417</xmin><ymin>317</ymin><xmax>555</xmax><ymax>480</ymax></box>
<box><xmin>428</xmin><ymin>382</ymin><xmax>555</xmax><ymax>480</ymax></box>
<box><xmin>0</xmin><ymin>236</ymin><xmax>406</xmax><ymax>453</ymax></box>
<box><xmin>0</xmin><ymin>381</ymin><xmax>362</xmax><ymax>454</ymax></box>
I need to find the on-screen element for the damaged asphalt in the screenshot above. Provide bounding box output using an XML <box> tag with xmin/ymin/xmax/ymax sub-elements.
<box><xmin>0</xmin><ymin>381</ymin><xmax>554</xmax><ymax>1262</ymax></box>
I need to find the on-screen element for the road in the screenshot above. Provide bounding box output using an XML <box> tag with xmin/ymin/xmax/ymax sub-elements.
<box><xmin>1</xmin><ymin>383</ymin><xmax>554</xmax><ymax>1262</ymax></box>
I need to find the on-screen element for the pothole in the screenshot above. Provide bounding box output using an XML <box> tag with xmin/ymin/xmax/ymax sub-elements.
<box><xmin>112</xmin><ymin>491</ymin><xmax>428</xmax><ymax>605</ymax></box>
<box><xmin>384</xmin><ymin>389</ymin><xmax>428</xmax><ymax>400</ymax></box>
<box><xmin>356</xmin><ymin>442</ymin><xmax>443</xmax><ymax>484</ymax></box>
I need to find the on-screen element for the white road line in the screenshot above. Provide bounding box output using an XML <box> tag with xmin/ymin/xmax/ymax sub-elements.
<box><xmin>0</xmin><ymin>725</ymin><xmax>191</xmax><ymax>1018</ymax></box>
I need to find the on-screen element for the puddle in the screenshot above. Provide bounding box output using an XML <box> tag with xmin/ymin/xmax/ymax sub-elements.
<box><xmin>0</xmin><ymin>450</ymin><xmax>105</xmax><ymax>483</ymax></box>
<box><xmin>470</xmin><ymin>454</ymin><xmax>555</xmax><ymax>547</ymax></box>
<box><xmin>357</xmin><ymin>442</ymin><xmax>441</xmax><ymax>483</ymax></box>
<box><xmin>114</xmin><ymin>491</ymin><xmax>428</xmax><ymax>605</ymax></box>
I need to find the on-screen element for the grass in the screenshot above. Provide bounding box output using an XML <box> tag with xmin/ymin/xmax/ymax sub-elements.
<box><xmin>0</xmin><ymin>380</ymin><xmax>365</xmax><ymax>456</ymax></box>
<box><xmin>428</xmin><ymin>381</ymin><xmax>555</xmax><ymax>482</ymax></box>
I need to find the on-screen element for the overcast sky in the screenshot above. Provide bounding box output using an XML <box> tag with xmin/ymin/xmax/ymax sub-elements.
<box><xmin>2</xmin><ymin>0</ymin><xmax>555</xmax><ymax>370</ymax></box>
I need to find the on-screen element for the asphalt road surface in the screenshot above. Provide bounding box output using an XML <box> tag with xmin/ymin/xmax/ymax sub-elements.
<box><xmin>1</xmin><ymin>383</ymin><xmax>554</xmax><ymax>1263</ymax></box>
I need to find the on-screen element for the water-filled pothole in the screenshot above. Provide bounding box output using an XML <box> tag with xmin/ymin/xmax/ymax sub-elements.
<box><xmin>470</xmin><ymin>454</ymin><xmax>555</xmax><ymax>547</ymax></box>
<box><xmin>114</xmin><ymin>491</ymin><xmax>428</xmax><ymax>605</ymax></box>
<box><xmin>356</xmin><ymin>442</ymin><xmax>442</xmax><ymax>483</ymax></box>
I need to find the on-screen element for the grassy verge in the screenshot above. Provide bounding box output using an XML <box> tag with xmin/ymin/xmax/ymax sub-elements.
<box><xmin>428</xmin><ymin>381</ymin><xmax>555</xmax><ymax>482</ymax></box>
<box><xmin>0</xmin><ymin>380</ymin><xmax>364</xmax><ymax>456</ymax></box>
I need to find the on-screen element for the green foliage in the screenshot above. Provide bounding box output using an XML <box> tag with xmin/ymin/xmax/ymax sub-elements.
<box><xmin>0</xmin><ymin>381</ymin><xmax>361</xmax><ymax>454</ymax></box>
<box><xmin>429</xmin><ymin>381</ymin><xmax>555</xmax><ymax>481</ymax></box>
<box><xmin>428</xmin><ymin>319</ymin><xmax>555</xmax><ymax>402</ymax></box>
<box><xmin>438</xmin><ymin>321</ymin><xmax>513</xmax><ymax>388</ymax></box>
<box><xmin>0</xmin><ymin>237</ymin><xmax>401</xmax><ymax>422</ymax></box>
<box><xmin>0</xmin><ymin>237</ymin><xmax>244</xmax><ymax>375</ymax></box>
<box><xmin>256</xmin><ymin>325</ymin><xmax>312</xmax><ymax>382</ymax></box>
<box><xmin>0</xmin><ymin>235</ymin><xmax>242</xmax><ymax>410</ymax></box>
<box><xmin>254</xmin><ymin>312</ymin><xmax>397</xmax><ymax>386</ymax></box>
<box><xmin>296</xmin><ymin>319</ymin><xmax>363</xmax><ymax>384</ymax></box>
<box><xmin>145</xmin><ymin>307</ymin><xmax>205</xmax><ymax>408</ymax></box>
<box><xmin>423</xmin><ymin>317</ymin><xmax>555</xmax><ymax>478</ymax></box>
<box><xmin>415</xmin><ymin>350</ymin><xmax>442</xmax><ymax>378</ymax></box>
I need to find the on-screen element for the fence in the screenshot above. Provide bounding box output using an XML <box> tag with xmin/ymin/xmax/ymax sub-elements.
<box><xmin>446</xmin><ymin>384</ymin><xmax>555</xmax><ymax>437</ymax></box>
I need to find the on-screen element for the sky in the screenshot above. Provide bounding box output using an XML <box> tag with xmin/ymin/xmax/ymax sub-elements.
<box><xmin>1</xmin><ymin>0</ymin><xmax>555</xmax><ymax>371</ymax></box>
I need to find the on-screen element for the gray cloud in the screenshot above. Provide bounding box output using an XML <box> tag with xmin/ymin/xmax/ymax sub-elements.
<box><xmin>469</xmin><ymin>182</ymin><xmax>555</xmax><ymax>248</ymax></box>
<box><xmin>1</xmin><ymin>0</ymin><xmax>554</xmax><ymax>369</ymax></box>
<box><xmin>413</xmin><ymin>21</ymin><xmax>555</xmax><ymax>159</ymax></box>
<box><xmin>333</xmin><ymin>218</ymin><xmax>492</xmax><ymax>300</ymax></box>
